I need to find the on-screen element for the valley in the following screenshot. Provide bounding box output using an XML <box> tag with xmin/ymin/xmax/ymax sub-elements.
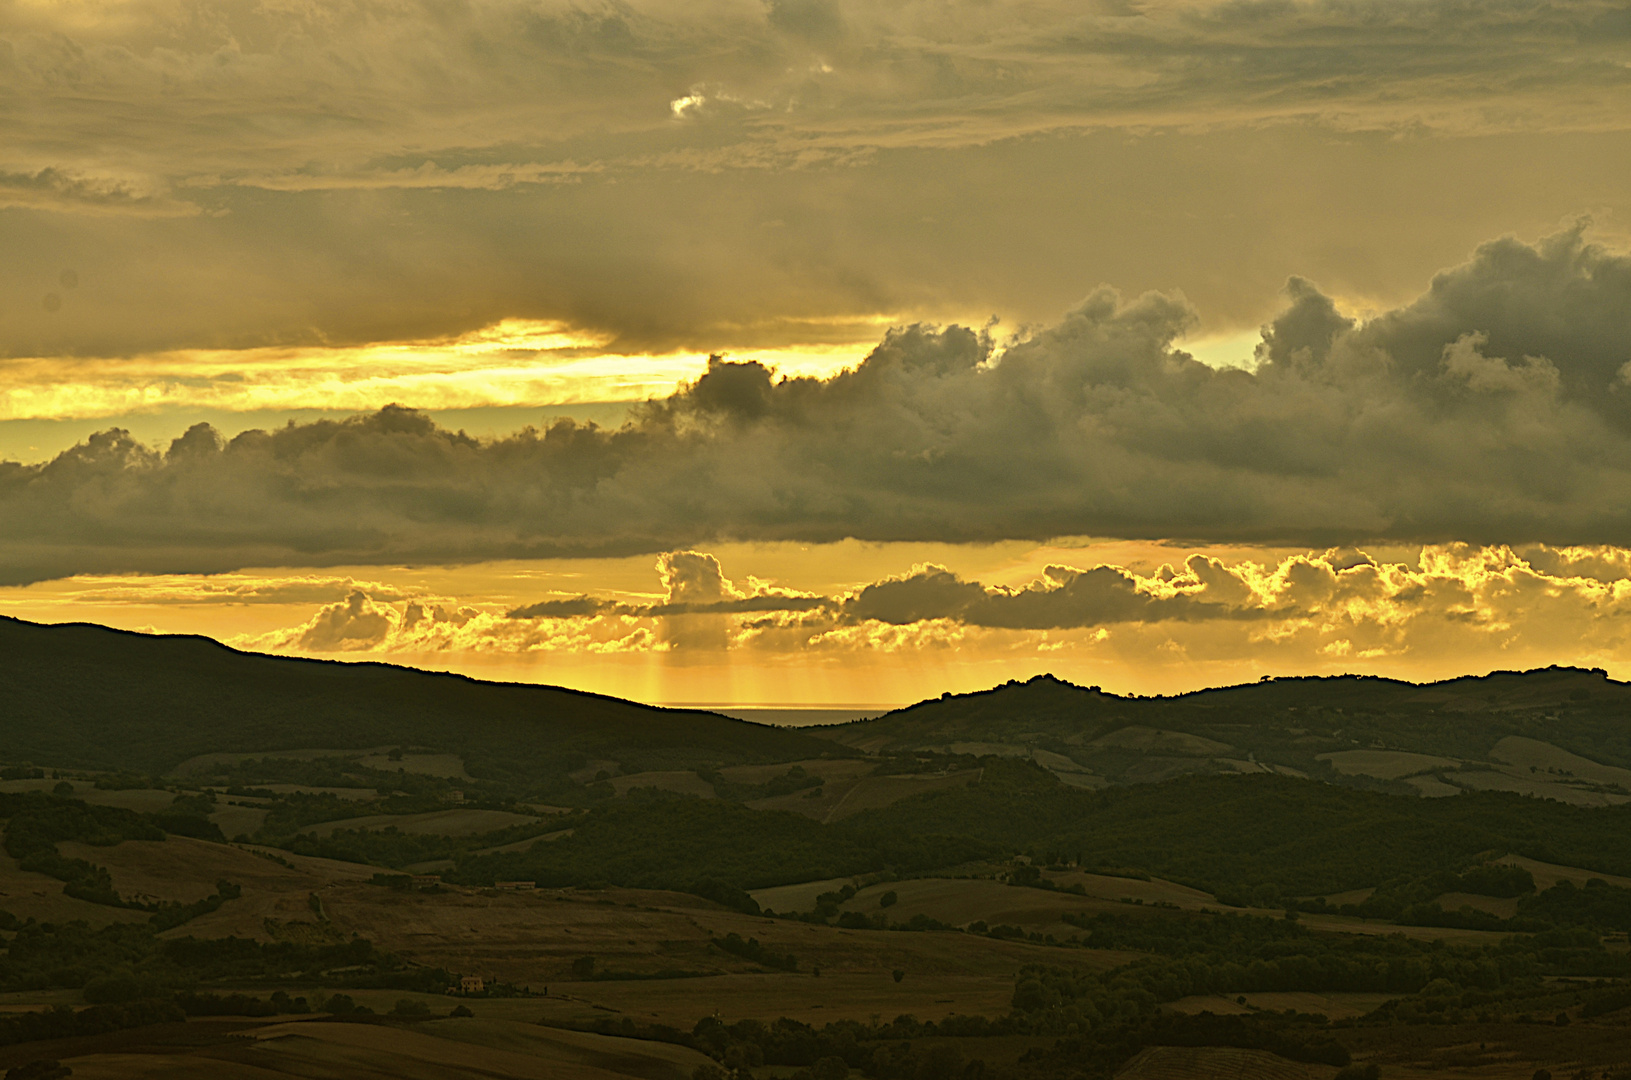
<box><xmin>5</xmin><ymin>616</ymin><xmax>1631</xmax><ymax>1077</ymax></box>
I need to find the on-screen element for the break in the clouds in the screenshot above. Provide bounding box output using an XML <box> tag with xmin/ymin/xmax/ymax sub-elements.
<box><xmin>4</xmin><ymin>228</ymin><xmax>1631</xmax><ymax>583</ymax></box>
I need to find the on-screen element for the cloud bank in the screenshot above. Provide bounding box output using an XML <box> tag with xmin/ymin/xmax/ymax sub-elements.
<box><xmin>228</xmin><ymin>544</ymin><xmax>1631</xmax><ymax>690</ymax></box>
<box><xmin>4</xmin><ymin>228</ymin><xmax>1631</xmax><ymax>583</ymax></box>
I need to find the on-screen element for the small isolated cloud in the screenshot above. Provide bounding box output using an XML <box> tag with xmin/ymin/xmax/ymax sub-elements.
<box><xmin>506</xmin><ymin>596</ymin><xmax>614</xmax><ymax>619</ymax></box>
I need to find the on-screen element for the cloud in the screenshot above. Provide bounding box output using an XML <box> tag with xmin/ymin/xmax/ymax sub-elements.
<box><xmin>239</xmin><ymin>588</ymin><xmax>658</xmax><ymax>655</ymax></box>
<box><xmin>56</xmin><ymin>573</ymin><xmax>416</xmax><ymax>607</ymax></box>
<box><xmin>842</xmin><ymin>561</ymin><xmax>1253</xmax><ymax>628</ymax></box>
<box><xmin>508</xmin><ymin>549</ymin><xmax>826</xmax><ymax>619</ymax></box>
<box><xmin>0</xmin><ymin>169</ymin><xmax>200</xmax><ymax>217</ymax></box>
<box><xmin>3</xmin><ymin>0</ymin><xmax>1630</xmax><ymax>362</ymax></box>
<box><xmin>220</xmin><ymin>544</ymin><xmax>1631</xmax><ymax>688</ymax></box>
<box><xmin>4</xmin><ymin>229</ymin><xmax>1631</xmax><ymax>582</ymax></box>
<box><xmin>288</xmin><ymin>590</ymin><xmax>398</xmax><ymax>651</ymax></box>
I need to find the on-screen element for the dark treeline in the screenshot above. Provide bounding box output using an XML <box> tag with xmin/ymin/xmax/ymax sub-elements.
<box><xmin>1294</xmin><ymin>867</ymin><xmax>1631</xmax><ymax>935</ymax></box>
<box><xmin>0</xmin><ymin>790</ymin><xmax>230</xmax><ymax>921</ymax></box>
<box><xmin>588</xmin><ymin>997</ymin><xmax>1351</xmax><ymax>1080</ymax></box>
<box><xmin>0</xmin><ymin>917</ymin><xmax>444</xmax><ymax>998</ymax></box>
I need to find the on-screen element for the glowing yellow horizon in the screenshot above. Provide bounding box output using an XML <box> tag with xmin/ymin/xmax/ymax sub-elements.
<box><xmin>0</xmin><ymin>318</ymin><xmax>899</xmax><ymax>425</ymax></box>
<box><xmin>5</xmin><ymin>540</ymin><xmax>1631</xmax><ymax>708</ymax></box>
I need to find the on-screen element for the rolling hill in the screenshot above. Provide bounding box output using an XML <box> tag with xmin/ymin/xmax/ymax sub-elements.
<box><xmin>6</xmin><ymin>618</ymin><xmax>1631</xmax><ymax>1076</ymax></box>
<box><xmin>811</xmin><ymin>668</ymin><xmax>1631</xmax><ymax>802</ymax></box>
<box><xmin>0</xmin><ymin>616</ymin><xmax>843</xmax><ymax>795</ymax></box>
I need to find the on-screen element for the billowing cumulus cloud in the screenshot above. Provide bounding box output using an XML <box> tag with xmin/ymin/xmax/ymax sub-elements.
<box><xmin>241</xmin><ymin>588</ymin><xmax>658</xmax><ymax>655</ymax></box>
<box><xmin>4</xmin><ymin>229</ymin><xmax>1631</xmax><ymax>583</ymax></box>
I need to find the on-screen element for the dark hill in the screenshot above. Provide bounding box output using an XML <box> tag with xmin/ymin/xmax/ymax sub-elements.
<box><xmin>0</xmin><ymin>616</ymin><xmax>842</xmax><ymax>789</ymax></box>
<box><xmin>814</xmin><ymin>668</ymin><xmax>1631</xmax><ymax>792</ymax></box>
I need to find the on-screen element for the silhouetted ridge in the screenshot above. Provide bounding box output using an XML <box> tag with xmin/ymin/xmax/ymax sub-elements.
<box><xmin>0</xmin><ymin>615</ymin><xmax>842</xmax><ymax>780</ymax></box>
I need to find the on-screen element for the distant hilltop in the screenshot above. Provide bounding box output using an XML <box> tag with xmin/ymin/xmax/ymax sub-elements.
<box><xmin>822</xmin><ymin>665</ymin><xmax>1631</xmax><ymax>803</ymax></box>
<box><xmin>2</xmin><ymin>613</ymin><xmax>1627</xmax><ymax>805</ymax></box>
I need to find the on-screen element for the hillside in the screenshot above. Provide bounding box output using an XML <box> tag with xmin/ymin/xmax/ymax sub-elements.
<box><xmin>812</xmin><ymin>668</ymin><xmax>1631</xmax><ymax>802</ymax></box>
<box><xmin>0</xmin><ymin>616</ymin><xmax>842</xmax><ymax>797</ymax></box>
<box><xmin>4</xmin><ymin>621</ymin><xmax>1631</xmax><ymax>1076</ymax></box>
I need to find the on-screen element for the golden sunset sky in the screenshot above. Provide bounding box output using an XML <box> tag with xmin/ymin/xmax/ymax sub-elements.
<box><xmin>5</xmin><ymin>0</ymin><xmax>1631</xmax><ymax>705</ymax></box>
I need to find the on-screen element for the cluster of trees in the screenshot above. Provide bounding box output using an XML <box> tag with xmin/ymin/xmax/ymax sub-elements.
<box><xmin>1</xmin><ymin>792</ymin><xmax>166</xmax><ymax>907</ymax></box>
<box><xmin>1028</xmin><ymin>906</ymin><xmax>1631</xmax><ymax>1029</ymax></box>
<box><xmin>0</xmin><ymin>998</ymin><xmax>184</xmax><ymax>1049</ymax></box>
<box><xmin>1517</xmin><ymin>878</ymin><xmax>1631</xmax><ymax>932</ymax></box>
<box><xmin>1290</xmin><ymin>867</ymin><xmax>1631</xmax><ymax>936</ymax></box>
<box><xmin>214</xmin><ymin>755</ymin><xmax>503</xmax><ymax>804</ymax></box>
<box><xmin>654</xmin><ymin>1002</ymin><xmax>1347</xmax><ymax>1080</ymax></box>
<box><xmin>698</xmin><ymin>764</ymin><xmax>827</xmax><ymax>802</ymax></box>
<box><xmin>710</xmin><ymin>933</ymin><xmax>798</xmax><ymax>971</ymax></box>
<box><xmin>278</xmin><ymin>817</ymin><xmax>555</xmax><ymax>870</ymax></box>
<box><xmin>0</xmin><ymin>986</ymin><xmax>479</xmax><ymax>1056</ymax></box>
<box><xmin>0</xmin><ymin>915</ymin><xmax>438</xmax><ymax>996</ymax></box>
<box><xmin>149</xmin><ymin>880</ymin><xmax>242</xmax><ymax>932</ymax></box>
<box><xmin>687</xmin><ymin>1013</ymin><xmax>997</xmax><ymax>1077</ymax></box>
<box><xmin>1015</xmin><ymin>1012</ymin><xmax>1351</xmax><ymax>1076</ymax></box>
<box><xmin>0</xmin><ymin>790</ymin><xmax>239</xmax><ymax>929</ymax></box>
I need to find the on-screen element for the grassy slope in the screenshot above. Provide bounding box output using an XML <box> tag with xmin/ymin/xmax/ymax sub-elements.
<box><xmin>0</xmin><ymin>616</ymin><xmax>843</xmax><ymax>786</ymax></box>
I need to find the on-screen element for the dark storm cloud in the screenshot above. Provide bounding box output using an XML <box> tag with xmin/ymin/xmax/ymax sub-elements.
<box><xmin>5</xmin><ymin>229</ymin><xmax>1631</xmax><ymax>583</ymax></box>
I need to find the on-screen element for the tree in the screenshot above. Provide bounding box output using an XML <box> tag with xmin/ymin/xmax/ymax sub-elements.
<box><xmin>811</xmin><ymin>1057</ymin><xmax>849</xmax><ymax>1080</ymax></box>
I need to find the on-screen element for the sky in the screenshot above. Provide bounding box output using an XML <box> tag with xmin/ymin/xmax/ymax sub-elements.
<box><xmin>5</xmin><ymin>0</ymin><xmax>1631</xmax><ymax>706</ymax></box>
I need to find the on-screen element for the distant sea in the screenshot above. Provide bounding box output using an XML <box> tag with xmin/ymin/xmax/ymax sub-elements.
<box><xmin>675</xmin><ymin>707</ymin><xmax>898</xmax><ymax>728</ymax></box>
